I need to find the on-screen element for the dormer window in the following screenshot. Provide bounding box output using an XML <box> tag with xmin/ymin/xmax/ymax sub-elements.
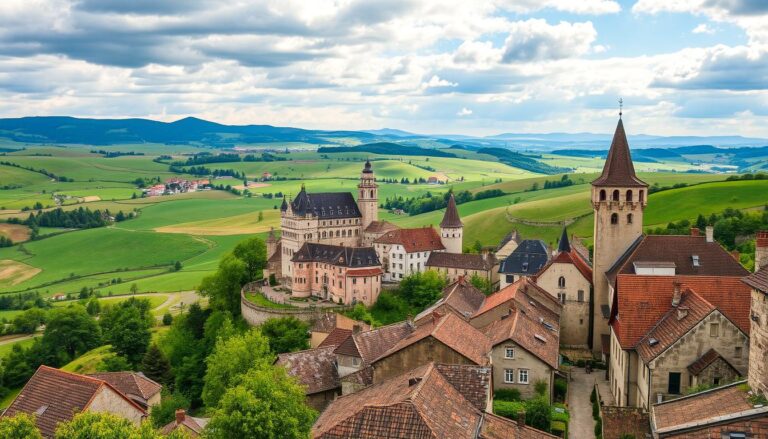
<box><xmin>522</xmin><ymin>262</ymin><xmax>529</xmax><ymax>272</ymax></box>
<box><xmin>692</xmin><ymin>255</ymin><xmax>700</xmax><ymax>267</ymax></box>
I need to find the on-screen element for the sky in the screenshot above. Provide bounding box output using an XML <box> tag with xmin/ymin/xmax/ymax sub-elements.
<box><xmin>0</xmin><ymin>0</ymin><xmax>767</xmax><ymax>137</ymax></box>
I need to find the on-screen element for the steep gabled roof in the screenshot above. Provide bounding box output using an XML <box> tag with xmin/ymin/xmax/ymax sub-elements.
<box><xmin>498</xmin><ymin>240</ymin><xmax>549</xmax><ymax>275</ymax></box>
<box><xmin>474</xmin><ymin>277</ymin><xmax>562</xmax><ymax>318</ymax></box>
<box><xmin>3</xmin><ymin>366</ymin><xmax>146</xmax><ymax>438</ymax></box>
<box><xmin>743</xmin><ymin>265</ymin><xmax>768</xmax><ymax>293</ymax></box>
<box><xmin>333</xmin><ymin>321</ymin><xmax>413</xmax><ymax>364</ymax></box>
<box><xmin>483</xmin><ymin>307</ymin><xmax>560</xmax><ymax>369</ymax></box>
<box><xmin>276</xmin><ymin>346</ymin><xmax>340</xmax><ymax>395</ymax></box>
<box><xmin>363</xmin><ymin>220</ymin><xmax>399</xmax><ymax>234</ymax></box>
<box><xmin>87</xmin><ymin>372</ymin><xmax>162</xmax><ymax>405</ymax></box>
<box><xmin>292</xmin><ymin>243</ymin><xmax>380</xmax><ymax>268</ymax></box>
<box><xmin>557</xmin><ymin>227</ymin><xmax>570</xmax><ymax>253</ymax></box>
<box><xmin>496</xmin><ymin>230</ymin><xmax>521</xmax><ymax>251</ymax></box>
<box><xmin>539</xmin><ymin>249</ymin><xmax>593</xmax><ymax>285</ymax></box>
<box><xmin>592</xmin><ymin>119</ymin><xmax>647</xmax><ymax>187</ymax></box>
<box><xmin>440</xmin><ymin>194</ymin><xmax>463</xmax><ymax>228</ymax></box>
<box><xmin>374</xmin><ymin>227</ymin><xmax>445</xmax><ymax>253</ymax></box>
<box><xmin>374</xmin><ymin>313</ymin><xmax>491</xmax><ymax>366</ymax></box>
<box><xmin>687</xmin><ymin>348</ymin><xmax>739</xmax><ymax>376</ymax></box>
<box><xmin>415</xmin><ymin>277</ymin><xmax>487</xmax><ymax>323</ymax></box>
<box><xmin>317</xmin><ymin>328</ymin><xmax>353</xmax><ymax>349</ymax></box>
<box><xmin>290</xmin><ymin>186</ymin><xmax>361</xmax><ymax>219</ymax></box>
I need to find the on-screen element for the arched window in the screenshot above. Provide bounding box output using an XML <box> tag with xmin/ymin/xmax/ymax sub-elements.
<box><xmin>626</xmin><ymin>190</ymin><xmax>633</xmax><ymax>202</ymax></box>
<box><xmin>627</xmin><ymin>213</ymin><xmax>633</xmax><ymax>224</ymax></box>
<box><xmin>639</xmin><ymin>190</ymin><xmax>645</xmax><ymax>203</ymax></box>
<box><xmin>600</xmin><ymin>190</ymin><xmax>606</xmax><ymax>201</ymax></box>
<box><xmin>612</xmin><ymin>190</ymin><xmax>620</xmax><ymax>201</ymax></box>
<box><xmin>611</xmin><ymin>213</ymin><xmax>618</xmax><ymax>225</ymax></box>
<box><xmin>370</xmin><ymin>190</ymin><xmax>374</xmax><ymax>198</ymax></box>
<box><xmin>558</xmin><ymin>276</ymin><xmax>566</xmax><ymax>288</ymax></box>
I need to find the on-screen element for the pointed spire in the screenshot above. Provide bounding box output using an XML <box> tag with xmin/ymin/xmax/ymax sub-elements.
<box><xmin>592</xmin><ymin>118</ymin><xmax>647</xmax><ymax>187</ymax></box>
<box><xmin>362</xmin><ymin>159</ymin><xmax>373</xmax><ymax>174</ymax></box>
<box><xmin>280</xmin><ymin>197</ymin><xmax>288</xmax><ymax>211</ymax></box>
<box><xmin>440</xmin><ymin>194</ymin><xmax>463</xmax><ymax>228</ymax></box>
<box><xmin>557</xmin><ymin>226</ymin><xmax>571</xmax><ymax>253</ymax></box>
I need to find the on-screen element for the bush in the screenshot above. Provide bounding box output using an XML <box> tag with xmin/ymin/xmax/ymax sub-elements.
<box><xmin>525</xmin><ymin>396</ymin><xmax>552</xmax><ymax>433</ymax></box>
<box><xmin>551</xmin><ymin>420</ymin><xmax>567</xmax><ymax>436</ymax></box>
<box><xmin>493</xmin><ymin>400</ymin><xmax>526</xmax><ymax>420</ymax></box>
<box><xmin>592</xmin><ymin>397</ymin><xmax>600</xmax><ymax>420</ymax></box>
<box><xmin>268</xmin><ymin>273</ymin><xmax>277</xmax><ymax>286</ymax></box>
<box><xmin>494</xmin><ymin>388</ymin><xmax>522</xmax><ymax>402</ymax></box>
<box><xmin>595</xmin><ymin>418</ymin><xmax>603</xmax><ymax>437</ymax></box>
<box><xmin>162</xmin><ymin>313</ymin><xmax>173</xmax><ymax>326</ymax></box>
<box><xmin>551</xmin><ymin>404</ymin><xmax>569</xmax><ymax>423</ymax></box>
<box><xmin>534</xmin><ymin>379</ymin><xmax>548</xmax><ymax>397</ymax></box>
<box><xmin>590</xmin><ymin>387</ymin><xmax>596</xmax><ymax>404</ymax></box>
<box><xmin>554</xmin><ymin>377</ymin><xmax>567</xmax><ymax>401</ymax></box>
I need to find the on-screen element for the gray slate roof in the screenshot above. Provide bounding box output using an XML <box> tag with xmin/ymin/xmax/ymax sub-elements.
<box><xmin>292</xmin><ymin>242</ymin><xmax>380</xmax><ymax>268</ymax></box>
<box><xmin>290</xmin><ymin>186</ymin><xmax>361</xmax><ymax>219</ymax></box>
<box><xmin>498</xmin><ymin>239</ymin><xmax>549</xmax><ymax>275</ymax></box>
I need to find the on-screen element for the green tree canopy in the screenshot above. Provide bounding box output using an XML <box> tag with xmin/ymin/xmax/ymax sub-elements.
<box><xmin>232</xmin><ymin>237</ymin><xmax>267</xmax><ymax>282</ymax></box>
<box><xmin>202</xmin><ymin>328</ymin><xmax>272</xmax><ymax>408</ymax></box>
<box><xmin>149</xmin><ymin>392</ymin><xmax>190</xmax><ymax>428</ymax></box>
<box><xmin>205</xmin><ymin>366</ymin><xmax>316</xmax><ymax>439</ymax></box>
<box><xmin>100</xmin><ymin>298</ymin><xmax>153</xmax><ymax>365</ymax></box>
<box><xmin>398</xmin><ymin>271</ymin><xmax>447</xmax><ymax>308</ymax></box>
<box><xmin>141</xmin><ymin>344</ymin><xmax>174</xmax><ymax>388</ymax></box>
<box><xmin>11</xmin><ymin>307</ymin><xmax>47</xmax><ymax>334</ymax></box>
<box><xmin>260</xmin><ymin>317</ymin><xmax>309</xmax><ymax>354</ymax></box>
<box><xmin>42</xmin><ymin>305</ymin><xmax>101</xmax><ymax>364</ymax></box>
<box><xmin>0</xmin><ymin>413</ymin><xmax>42</xmax><ymax>439</ymax></box>
<box><xmin>199</xmin><ymin>254</ymin><xmax>247</xmax><ymax>316</ymax></box>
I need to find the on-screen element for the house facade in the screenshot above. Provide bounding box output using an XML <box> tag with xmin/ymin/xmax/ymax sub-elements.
<box><xmin>373</xmin><ymin>227</ymin><xmax>445</xmax><ymax>282</ymax></box>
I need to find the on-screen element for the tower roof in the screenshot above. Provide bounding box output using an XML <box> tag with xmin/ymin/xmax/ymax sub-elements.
<box><xmin>592</xmin><ymin>119</ymin><xmax>647</xmax><ymax>188</ymax></box>
<box><xmin>440</xmin><ymin>194</ymin><xmax>463</xmax><ymax>228</ymax></box>
<box><xmin>362</xmin><ymin>160</ymin><xmax>373</xmax><ymax>174</ymax></box>
<box><xmin>280</xmin><ymin>197</ymin><xmax>288</xmax><ymax>211</ymax></box>
<box><xmin>557</xmin><ymin>226</ymin><xmax>571</xmax><ymax>253</ymax></box>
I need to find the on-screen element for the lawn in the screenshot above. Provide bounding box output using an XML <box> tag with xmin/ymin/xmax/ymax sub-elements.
<box><xmin>60</xmin><ymin>345</ymin><xmax>114</xmax><ymax>374</ymax></box>
<box><xmin>244</xmin><ymin>291</ymin><xmax>297</xmax><ymax>309</ymax></box>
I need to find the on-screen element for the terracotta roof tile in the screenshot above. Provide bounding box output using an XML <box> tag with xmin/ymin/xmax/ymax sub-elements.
<box><xmin>687</xmin><ymin>348</ymin><xmax>738</xmax><ymax>376</ymax></box>
<box><xmin>318</xmin><ymin>328</ymin><xmax>353</xmax><ymax>349</ymax></box>
<box><xmin>312</xmin><ymin>314</ymin><xmax>339</xmax><ymax>334</ymax></box>
<box><xmin>440</xmin><ymin>194</ymin><xmax>463</xmax><ymax>228</ymax></box>
<box><xmin>610</xmin><ymin>275</ymin><xmax>752</xmax><ymax>350</ymax></box>
<box><xmin>333</xmin><ymin>321</ymin><xmax>413</xmax><ymax>364</ymax></box>
<box><xmin>374</xmin><ymin>227</ymin><xmax>445</xmax><ymax>253</ymax></box>
<box><xmin>743</xmin><ymin>265</ymin><xmax>768</xmax><ymax>293</ymax></box>
<box><xmin>651</xmin><ymin>381</ymin><xmax>768</xmax><ymax>435</ymax></box>
<box><xmin>160</xmin><ymin>412</ymin><xmax>209</xmax><ymax>437</ymax></box>
<box><xmin>375</xmin><ymin>313</ymin><xmax>491</xmax><ymax>365</ymax></box>
<box><xmin>480</xmin><ymin>412</ymin><xmax>559</xmax><ymax>439</ymax></box>
<box><xmin>363</xmin><ymin>220</ymin><xmax>399</xmax><ymax>234</ymax></box>
<box><xmin>474</xmin><ymin>277</ymin><xmax>562</xmax><ymax>318</ymax></box>
<box><xmin>601</xmin><ymin>406</ymin><xmax>650</xmax><ymax>439</ymax></box>
<box><xmin>634</xmin><ymin>289</ymin><xmax>718</xmax><ymax>362</ymax></box>
<box><xmin>2</xmin><ymin>366</ymin><xmax>146</xmax><ymax>438</ymax></box>
<box><xmin>426</xmin><ymin>252</ymin><xmax>495</xmax><ymax>271</ymax></box>
<box><xmin>415</xmin><ymin>277</ymin><xmax>486</xmax><ymax>323</ymax></box>
<box><xmin>346</xmin><ymin>267</ymin><xmax>383</xmax><ymax>277</ymax></box>
<box><xmin>539</xmin><ymin>250</ymin><xmax>593</xmax><ymax>284</ymax></box>
<box><xmin>591</xmin><ymin>119</ymin><xmax>647</xmax><ymax>188</ymax></box>
<box><xmin>276</xmin><ymin>346</ymin><xmax>340</xmax><ymax>394</ymax></box>
<box><xmin>87</xmin><ymin>372</ymin><xmax>162</xmax><ymax>405</ymax></box>
<box><xmin>482</xmin><ymin>304</ymin><xmax>560</xmax><ymax>369</ymax></box>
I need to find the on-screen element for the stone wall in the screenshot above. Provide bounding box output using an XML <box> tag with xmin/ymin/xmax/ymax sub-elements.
<box><xmin>371</xmin><ymin>337</ymin><xmax>478</xmax><ymax>384</ymax></box>
<box><xmin>88</xmin><ymin>387</ymin><xmax>145</xmax><ymax>425</ymax></box>
<box><xmin>695</xmin><ymin>356</ymin><xmax>741</xmax><ymax>387</ymax></box>
<box><xmin>750</xmin><ymin>289</ymin><xmax>768</xmax><ymax>396</ymax></box>
<box><xmin>490</xmin><ymin>341</ymin><xmax>553</xmax><ymax>401</ymax></box>
<box><xmin>536</xmin><ymin>262</ymin><xmax>591</xmax><ymax>347</ymax></box>
<box><xmin>240</xmin><ymin>284</ymin><xmax>348</xmax><ymax>327</ymax></box>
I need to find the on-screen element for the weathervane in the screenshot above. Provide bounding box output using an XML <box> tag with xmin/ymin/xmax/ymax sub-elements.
<box><xmin>618</xmin><ymin>97</ymin><xmax>623</xmax><ymax>119</ymax></box>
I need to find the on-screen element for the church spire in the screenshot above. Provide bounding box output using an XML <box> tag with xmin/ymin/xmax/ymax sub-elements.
<box><xmin>557</xmin><ymin>226</ymin><xmax>571</xmax><ymax>253</ymax></box>
<box><xmin>591</xmin><ymin>118</ymin><xmax>647</xmax><ymax>188</ymax></box>
<box><xmin>440</xmin><ymin>194</ymin><xmax>463</xmax><ymax>228</ymax></box>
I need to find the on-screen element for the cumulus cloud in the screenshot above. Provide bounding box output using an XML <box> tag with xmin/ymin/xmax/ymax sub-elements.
<box><xmin>693</xmin><ymin>23</ymin><xmax>715</xmax><ymax>34</ymax></box>
<box><xmin>457</xmin><ymin>107</ymin><xmax>473</xmax><ymax>116</ymax></box>
<box><xmin>652</xmin><ymin>45</ymin><xmax>768</xmax><ymax>90</ymax></box>
<box><xmin>501</xmin><ymin>20</ymin><xmax>597</xmax><ymax>62</ymax></box>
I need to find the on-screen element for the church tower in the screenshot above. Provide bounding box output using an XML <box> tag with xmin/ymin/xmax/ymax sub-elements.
<box><xmin>591</xmin><ymin>117</ymin><xmax>648</xmax><ymax>351</ymax></box>
<box><xmin>358</xmin><ymin>160</ymin><xmax>378</xmax><ymax>230</ymax></box>
<box><xmin>440</xmin><ymin>194</ymin><xmax>463</xmax><ymax>254</ymax></box>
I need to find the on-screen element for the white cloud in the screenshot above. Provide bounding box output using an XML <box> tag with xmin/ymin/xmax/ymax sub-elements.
<box><xmin>502</xmin><ymin>20</ymin><xmax>597</xmax><ymax>62</ymax></box>
<box><xmin>457</xmin><ymin>107</ymin><xmax>473</xmax><ymax>116</ymax></box>
<box><xmin>693</xmin><ymin>23</ymin><xmax>715</xmax><ymax>34</ymax></box>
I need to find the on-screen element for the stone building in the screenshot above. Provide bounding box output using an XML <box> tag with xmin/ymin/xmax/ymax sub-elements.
<box><xmin>591</xmin><ymin>118</ymin><xmax>649</xmax><ymax>353</ymax></box>
<box><xmin>373</xmin><ymin>227</ymin><xmax>445</xmax><ymax>282</ymax></box>
<box><xmin>497</xmin><ymin>239</ymin><xmax>549</xmax><ymax>289</ymax></box>
<box><xmin>414</xmin><ymin>277</ymin><xmax>487</xmax><ymax>324</ymax></box>
<box><xmin>469</xmin><ymin>277</ymin><xmax>563</xmax><ymax>330</ymax></box>
<box><xmin>495</xmin><ymin>230</ymin><xmax>521</xmax><ymax>261</ymax></box>
<box><xmin>744</xmin><ymin>264</ymin><xmax>768</xmax><ymax>397</ymax></box>
<box><xmin>310</xmin><ymin>313</ymin><xmax>370</xmax><ymax>348</ymax></box>
<box><xmin>87</xmin><ymin>372</ymin><xmax>162</xmax><ymax>412</ymax></box>
<box><xmin>440</xmin><ymin>193</ymin><xmax>464</xmax><ymax>254</ymax></box>
<box><xmin>425</xmin><ymin>251</ymin><xmax>498</xmax><ymax>289</ymax></box>
<box><xmin>2</xmin><ymin>366</ymin><xmax>148</xmax><ymax>438</ymax></box>
<box><xmin>290</xmin><ymin>243</ymin><xmax>382</xmax><ymax>305</ymax></box>
<box><xmin>534</xmin><ymin>227</ymin><xmax>593</xmax><ymax>348</ymax></box>
<box><xmin>276</xmin><ymin>346</ymin><xmax>341</xmax><ymax>411</ymax></box>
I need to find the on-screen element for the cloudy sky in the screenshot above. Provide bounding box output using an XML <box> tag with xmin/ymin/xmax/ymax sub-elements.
<box><xmin>1</xmin><ymin>0</ymin><xmax>767</xmax><ymax>136</ymax></box>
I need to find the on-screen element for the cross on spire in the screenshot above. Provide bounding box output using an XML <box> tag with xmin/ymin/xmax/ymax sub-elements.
<box><xmin>618</xmin><ymin>97</ymin><xmax>623</xmax><ymax>119</ymax></box>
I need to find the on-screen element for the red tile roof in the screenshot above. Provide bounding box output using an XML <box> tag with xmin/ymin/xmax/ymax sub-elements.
<box><xmin>333</xmin><ymin>321</ymin><xmax>413</xmax><ymax>364</ymax></box>
<box><xmin>743</xmin><ymin>265</ymin><xmax>768</xmax><ymax>293</ymax></box>
<box><xmin>426</xmin><ymin>252</ymin><xmax>496</xmax><ymax>271</ymax></box>
<box><xmin>87</xmin><ymin>372</ymin><xmax>161</xmax><ymax>406</ymax></box>
<box><xmin>3</xmin><ymin>366</ymin><xmax>146</xmax><ymax>438</ymax></box>
<box><xmin>440</xmin><ymin>194</ymin><xmax>463</xmax><ymax>228</ymax></box>
<box><xmin>415</xmin><ymin>277</ymin><xmax>486</xmax><ymax>323</ymax></box>
<box><xmin>318</xmin><ymin>328</ymin><xmax>353</xmax><ymax>349</ymax></box>
<box><xmin>346</xmin><ymin>267</ymin><xmax>383</xmax><ymax>277</ymax></box>
<box><xmin>160</xmin><ymin>411</ymin><xmax>208</xmax><ymax>437</ymax></box>
<box><xmin>610</xmin><ymin>275</ymin><xmax>752</xmax><ymax>350</ymax></box>
<box><xmin>634</xmin><ymin>289</ymin><xmax>719</xmax><ymax>362</ymax></box>
<box><xmin>363</xmin><ymin>220</ymin><xmax>399</xmax><ymax>234</ymax></box>
<box><xmin>591</xmin><ymin>119</ymin><xmax>647</xmax><ymax>187</ymax></box>
<box><xmin>687</xmin><ymin>348</ymin><xmax>738</xmax><ymax>376</ymax></box>
<box><xmin>539</xmin><ymin>249</ymin><xmax>593</xmax><ymax>284</ymax></box>
<box><xmin>374</xmin><ymin>227</ymin><xmax>445</xmax><ymax>253</ymax></box>
<box><xmin>483</xmin><ymin>305</ymin><xmax>560</xmax><ymax>369</ymax></box>
<box><xmin>276</xmin><ymin>346</ymin><xmax>340</xmax><ymax>395</ymax></box>
<box><xmin>474</xmin><ymin>278</ymin><xmax>561</xmax><ymax>318</ymax></box>
<box><xmin>375</xmin><ymin>313</ymin><xmax>491</xmax><ymax>366</ymax></box>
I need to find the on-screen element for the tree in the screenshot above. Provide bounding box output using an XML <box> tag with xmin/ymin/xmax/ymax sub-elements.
<box><xmin>398</xmin><ymin>271</ymin><xmax>447</xmax><ymax>308</ymax></box>
<box><xmin>130</xmin><ymin>283</ymin><xmax>139</xmax><ymax>295</ymax></box>
<box><xmin>174</xmin><ymin>260</ymin><xmax>182</xmax><ymax>271</ymax></box>
<box><xmin>141</xmin><ymin>344</ymin><xmax>174</xmax><ymax>387</ymax></box>
<box><xmin>202</xmin><ymin>328</ymin><xmax>272</xmax><ymax>408</ymax></box>
<box><xmin>469</xmin><ymin>274</ymin><xmax>492</xmax><ymax>296</ymax></box>
<box><xmin>86</xmin><ymin>298</ymin><xmax>101</xmax><ymax>316</ymax></box>
<box><xmin>205</xmin><ymin>366</ymin><xmax>316</xmax><ymax>439</ymax></box>
<box><xmin>232</xmin><ymin>237</ymin><xmax>267</xmax><ymax>282</ymax></box>
<box><xmin>0</xmin><ymin>413</ymin><xmax>42</xmax><ymax>439</ymax></box>
<box><xmin>199</xmin><ymin>254</ymin><xmax>247</xmax><ymax>316</ymax></box>
<box><xmin>162</xmin><ymin>313</ymin><xmax>173</xmax><ymax>326</ymax></box>
<box><xmin>42</xmin><ymin>305</ymin><xmax>101</xmax><ymax>364</ymax></box>
<box><xmin>149</xmin><ymin>392</ymin><xmax>190</xmax><ymax>428</ymax></box>
<box><xmin>11</xmin><ymin>308</ymin><xmax>46</xmax><ymax>334</ymax></box>
<box><xmin>98</xmin><ymin>354</ymin><xmax>132</xmax><ymax>372</ymax></box>
<box><xmin>100</xmin><ymin>298</ymin><xmax>153</xmax><ymax>365</ymax></box>
<box><xmin>473</xmin><ymin>240</ymin><xmax>483</xmax><ymax>253</ymax></box>
<box><xmin>54</xmin><ymin>411</ymin><xmax>175</xmax><ymax>439</ymax></box>
<box><xmin>524</xmin><ymin>396</ymin><xmax>552</xmax><ymax>433</ymax></box>
<box><xmin>260</xmin><ymin>317</ymin><xmax>309</xmax><ymax>354</ymax></box>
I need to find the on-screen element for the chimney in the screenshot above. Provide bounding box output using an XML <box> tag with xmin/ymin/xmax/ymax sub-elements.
<box><xmin>690</xmin><ymin>227</ymin><xmax>700</xmax><ymax>237</ymax></box>
<box><xmin>352</xmin><ymin>324</ymin><xmax>362</xmax><ymax>334</ymax></box>
<box><xmin>756</xmin><ymin>230</ymin><xmax>768</xmax><ymax>272</ymax></box>
<box><xmin>705</xmin><ymin>226</ymin><xmax>714</xmax><ymax>243</ymax></box>
<box><xmin>431</xmin><ymin>310</ymin><xmax>442</xmax><ymax>326</ymax></box>
<box><xmin>175</xmin><ymin>409</ymin><xmax>186</xmax><ymax>424</ymax></box>
<box><xmin>406</xmin><ymin>313</ymin><xmax>414</xmax><ymax>329</ymax></box>
<box><xmin>676</xmin><ymin>306</ymin><xmax>689</xmax><ymax>321</ymax></box>
<box><xmin>672</xmin><ymin>282</ymin><xmax>682</xmax><ymax>307</ymax></box>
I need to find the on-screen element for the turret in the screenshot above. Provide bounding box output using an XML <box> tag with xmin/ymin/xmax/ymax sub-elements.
<box><xmin>440</xmin><ymin>194</ymin><xmax>463</xmax><ymax>254</ymax></box>
<box><xmin>358</xmin><ymin>160</ymin><xmax>378</xmax><ymax>230</ymax></box>
<box><xmin>266</xmin><ymin>227</ymin><xmax>277</xmax><ymax>259</ymax></box>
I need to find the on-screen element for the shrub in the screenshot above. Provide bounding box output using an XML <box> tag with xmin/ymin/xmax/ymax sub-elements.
<box><xmin>494</xmin><ymin>388</ymin><xmax>522</xmax><ymax>402</ymax></box>
<box><xmin>525</xmin><ymin>396</ymin><xmax>552</xmax><ymax>433</ymax></box>
<box><xmin>551</xmin><ymin>404</ymin><xmax>569</xmax><ymax>423</ymax></box>
<box><xmin>554</xmin><ymin>377</ymin><xmax>567</xmax><ymax>401</ymax></box>
<box><xmin>551</xmin><ymin>420</ymin><xmax>567</xmax><ymax>436</ymax></box>
<box><xmin>269</xmin><ymin>273</ymin><xmax>277</xmax><ymax>286</ymax></box>
<box><xmin>162</xmin><ymin>313</ymin><xmax>173</xmax><ymax>326</ymax></box>
<box><xmin>590</xmin><ymin>387</ymin><xmax>597</xmax><ymax>403</ymax></box>
<box><xmin>493</xmin><ymin>400</ymin><xmax>526</xmax><ymax>420</ymax></box>
<box><xmin>595</xmin><ymin>418</ymin><xmax>603</xmax><ymax>437</ymax></box>
<box><xmin>592</xmin><ymin>396</ymin><xmax>601</xmax><ymax>420</ymax></box>
<box><xmin>534</xmin><ymin>379</ymin><xmax>548</xmax><ymax>397</ymax></box>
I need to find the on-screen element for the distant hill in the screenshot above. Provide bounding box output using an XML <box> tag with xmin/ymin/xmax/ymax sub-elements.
<box><xmin>477</xmin><ymin>148</ymin><xmax>568</xmax><ymax>174</ymax></box>
<box><xmin>317</xmin><ymin>142</ymin><xmax>457</xmax><ymax>158</ymax></box>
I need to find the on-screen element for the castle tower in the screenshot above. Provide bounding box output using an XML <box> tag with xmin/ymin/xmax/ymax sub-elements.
<box><xmin>358</xmin><ymin>160</ymin><xmax>378</xmax><ymax>230</ymax></box>
<box><xmin>756</xmin><ymin>230</ymin><xmax>768</xmax><ymax>272</ymax></box>
<box><xmin>266</xmin><ymin>227</ymin><xmax>277</xmax><ymax>259</ymax></box>
<box><xmin>440</xmin><ymin>194</ymin><xmax>463</xmax><ymax>254</ymax></box>
<box><xmin>591</xmin><ymin>117</ymin><xmax>647</xmax><ymax>351</ymax></box>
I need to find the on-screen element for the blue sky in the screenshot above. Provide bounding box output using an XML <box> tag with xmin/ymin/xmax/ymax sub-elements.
<box><xmin>0</xmin><ymin>0</ymin><xmax>766</xmax><ymax>137</ymax></box>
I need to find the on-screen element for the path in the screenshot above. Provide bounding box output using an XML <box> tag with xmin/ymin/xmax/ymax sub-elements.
<box><xmin>259</xmin><ymin>284</ymin><xmax>342</xmax><ymax>309</ymax></box>
<box><xmin>567</xmin><ymin>368</ymin><xmax>614</xmax><ymax>439</ymax></box>
<box><xmin>0</xmin><ymin>333</ymin><xmax>40</xmax><ymax>346</ymax></box>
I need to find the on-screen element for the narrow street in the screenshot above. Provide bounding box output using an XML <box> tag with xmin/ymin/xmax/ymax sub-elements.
<box><xmin>567</xmin><ymin>368</ymin><xmax>614</xmax><ymax>439</ymax></box>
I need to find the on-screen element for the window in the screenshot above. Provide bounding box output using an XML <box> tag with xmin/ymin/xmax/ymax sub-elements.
<box><xmin>352</xmin><ymin>357</ymin><xmax>360</xmax><ymax>366</ymax></box>
<box><xmin>504</xmin><ymin>347</ymin><xmax>515</xmax><ymax>359</ymax></box>
<box><xmin>558</xmin><ymin>276</ymin><xmax>566</xmax><ymax>288</ymax></box>
<box><xmin>668</xmin><ymin>372</ymin><xmax>681</xmax><ymax>394</ymax></box>
<box><xmin>627</xmin><ymin>213</ymin><xmax>633</xmax><ymax>224</ymax></box>
<box><xmin>577</xmin><ymin>290</ymin><xmax>584</xmax><ymax>302</ymax></box>
<box><xmin>522</xmin><ymin>262</ymin><xmax>529</xmax><ymax>272</ymax></box>
<box><xmin>612</xmin><ymin>190</ymin><xmax>620</xmax><ymax>201</ymax></box>
<box><xmin>735</xmin><ymin>346</ymin><xmax>743</xmax><ymax>358</ymax></box>
<box><xmin>639</xmin><ymin>190</ymin><xmax>645</xmax><ymax>203</ymax></box>
<box><xmin>518</xmin><ymin>369</ymin><xmax>529</xmax><ymax>384</ymax></box>
<box><xmin>710</xmin><ymin>323</ymin><xmax>719</xmax><ymax>337</ymax></box>
<box><xmin>611</xmin><ymin>213</ymin><xmax>618</xmax><ymax>225</ymax></box>
<box><xmin>600</xmin><ymin>190</ymin><xmax>606</xmax><ymax>201</ymax></box>
<box><xmin>506</xmin><ymin>275</ymin><xmax>514</xmax><ymax>283</ymax></box>
<box><xmin>504</xmin><ymin>369</ymin><xmax>514</xmax><ymax>383</ymax></box>
<box><xmin>626</xmin><ymin>190</ymin><xmax>633</xmax><ymax>202</ymax></box>
<box><xmin>558</xmin><ymin>292</ymin><xmax>566</xmax><ymax>304</ymax></box>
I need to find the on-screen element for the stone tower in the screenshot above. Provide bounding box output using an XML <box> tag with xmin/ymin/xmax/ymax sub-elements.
<box><xmin>440</xmin><ymin>193</ymin><xmax>463</xmax><ymax>254</ymax></box>
<box><xmin>591</xmin><ymin>118</ymin><xmax>648</xmax><ymax>352</ymax></box>
<box><xmin>266</xmin><ymin>227</ymin><xmax>277</xmax><ymax>259</ymax></box>
<box><xmin>358</xmin><ymin>160</ymin><xmax>378</xmax><ymax>230</ymax></box>
<box><xmin>756</xmin><ymin>230</ymin><xmax>768</xmax><ymax>272</ymax></box>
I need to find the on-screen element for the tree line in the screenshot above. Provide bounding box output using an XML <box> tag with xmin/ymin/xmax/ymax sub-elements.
<box><xmin>382</xmin><ymin>188</ymin><xmax>504</xmax><ymax>216</ymax></box>
<box><xmin>170</xmin><ymin>152</ymin><xmax>287</xmax><ymax>166</ymax></box>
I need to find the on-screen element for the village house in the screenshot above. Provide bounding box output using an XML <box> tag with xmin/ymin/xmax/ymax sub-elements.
<box><xmin>497</xmin><ymin>239</ymin><xmax>549</xmax><ymax>289</ymax></box>
<box><xmin>276</xmin><ymin>346</ymin><xmax>341</xmax><ymax>411</ymax></box>
<box><xmin>333</xmin><ymin>321</ymin><xmax>415</xmax><ymax>383</ymax></box>
<box><xmin>312</xmin><ymin>362</ymin><xmax>557</xmax><ymax>439</ymax></box>
<box><xmin>87</xmin><ymin>371</ymin><xmax>162</xmax><ymax>412</ymax></box>
<box><xmin>374</xmin><ymin>227</ymin><xmax>445</xmax><ymax>282</ymax></box>
<box><xmin>534</xmin><ymin>227</ymin><xmax>593</xmax><ymax>348</ymax></box>
<box><xmin>469</xmin><ymin>277</ymin><xmax>563</xmax><ymax>330</ymax></box>
<box><xmin>1</xmin><ymin>366</ymin><xmax>148</xmax><ymax>438</ymax></box>
<box><xmin>745</xmin><ymin>255</ymin><xmax>768</xmax><ymax>398</ymax></box>
<box><xmin>160</xmin><ymin>410</ymin><xmax>209</xmax><ymax>437</ymax></box>
<box><xmin>425</xmin><ymin>251</ymin><xmax>499</xmax><ymax>290</ymax></box>
<box><xmin>290</xmin><ymin>243</ymin><xmax>382</xmax><ymax>306</ymax></box>
<box><xmin>414</xmin><ymin>277</ymin><xmax>487</xmax><ymax>324</ymax></box>
<box><xmin>494</xmin><ymin>230</ymin><xmax>521</xmax><ymax>261</ymax></box>
<box><xmin>360</xmin><ymin>219</ymin><xmax>398</xmax><ymax>247</ymax></box>
<box><xmin>309</xmin><ymin>313</ymin><xmax>370</xmax><ymax>348</ymax></box>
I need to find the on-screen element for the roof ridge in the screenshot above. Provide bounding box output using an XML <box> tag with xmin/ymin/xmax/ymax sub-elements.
<box><xmin>653</xmin><ymin>380</ymin><xmax>747</xmax><ymax>406</ymax></box>
<box><xmin>40</xmin><ymin>365</ymin><xmax>106</xmax><ymax>386</ymax></box>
